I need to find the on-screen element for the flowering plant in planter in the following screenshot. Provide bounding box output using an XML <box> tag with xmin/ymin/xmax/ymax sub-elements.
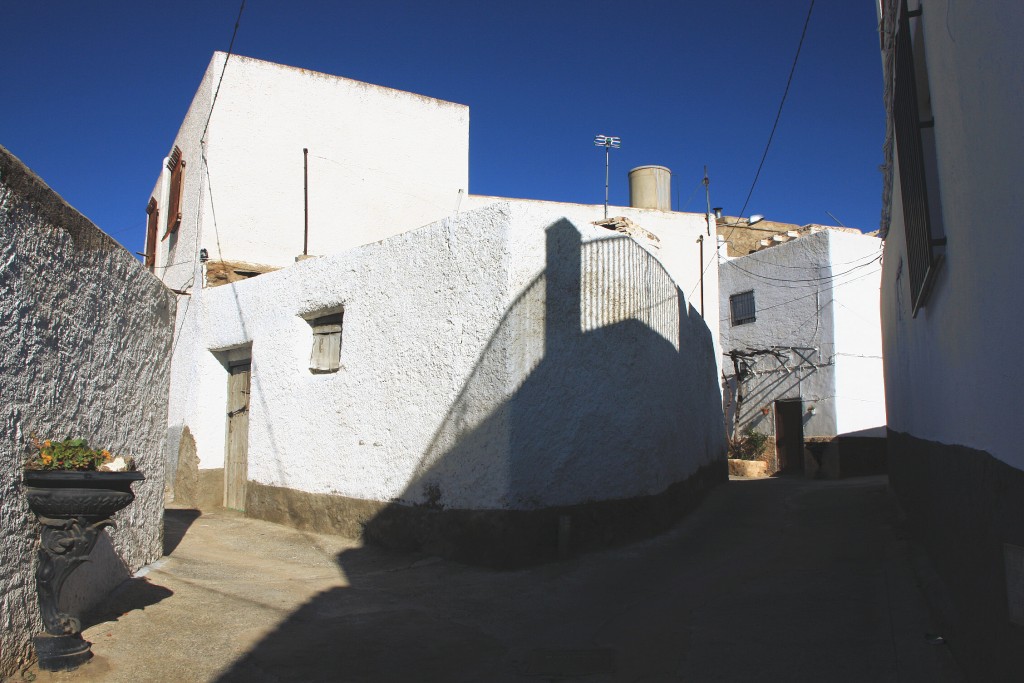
<box><xmin>25</xmin><ymin>434</ymin><xmax>134</xmax><ymax>472</ymax></box>
<box><xmin>21</xmin><ymin>433</ymin><xmax>143</xmax><ymax>671</ymax></box>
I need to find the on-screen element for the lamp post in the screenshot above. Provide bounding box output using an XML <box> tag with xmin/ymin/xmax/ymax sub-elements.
<box><xmin>594</xmin><ymin>134</ymin><xmax>621</xmax><ymax>219</ymax></box>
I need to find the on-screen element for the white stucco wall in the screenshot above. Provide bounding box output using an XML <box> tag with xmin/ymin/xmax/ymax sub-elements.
<box><xmin>718</xmin><ymin>229</ymin><xmax>885</xmax><ymax>441</ymax></box>
<box><xmin>879</xmin><ymin>0</ymin><xmax>1024</xmax><ymax>469</ymax></box>
<box><xmin>463</xmin><ymin>195</ymin><xmax>720</xmax><ymax>350</ymax></box>
<box><xmin>168</xmin><ymin>202</ymin><xmax>724</xmax><ymax>510</ymax></box>
<box><xmin>719</xmin><ymin>231</ymin><xmax>838</xmax><ymax>439</ymax></box>
<box><xmin>149</xmin><ymin>52</ymin><xmax>468</xmax><ymax>286</ymax></box>
<box><xmin>829</xmin><ymin>231</ymin><xmax>885</xmax><ymax>436</ymax></box>
<box><xmin>0</xmin><ymin>146</ymin><xmax>175</xmax><ymax>678</ymax></box>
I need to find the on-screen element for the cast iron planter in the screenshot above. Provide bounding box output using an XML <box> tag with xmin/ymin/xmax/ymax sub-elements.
<box><xmin>22</xmin><ymin>469</ymin><xmax>144</xmax><ymax>672</ymax></box>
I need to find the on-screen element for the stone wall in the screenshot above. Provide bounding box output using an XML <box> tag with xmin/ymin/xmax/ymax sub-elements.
<box><xmin>0</xmin><ymin>145</ymin><xmax>176</xmax><ymax>677</ymax></box>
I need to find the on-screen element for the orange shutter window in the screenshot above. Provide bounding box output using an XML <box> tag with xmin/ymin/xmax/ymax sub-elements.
<box><xmin>164</xmin><ymin>147</ymin><xmax>185</xmax><ymax>238</ymax></box>
<box><xmin>145</xmin><ymin>198</ymin><xmax>159</xmax><ymax>268</ymax></box>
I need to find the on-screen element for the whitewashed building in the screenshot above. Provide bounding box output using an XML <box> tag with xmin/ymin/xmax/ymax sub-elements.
<box><xmin>877</xmin><ymin>0</ymin><xmax>1024</xmax><ymax>677</ymax></box>
<box><xmin>150</xmin><ymin>53</ymin><xmax>727</xmax><ymax>565</ymax></box>
<box><xmin>719</xmin><ymin>227</ymin><xmax>885</xmax><ymax>476</ymax></box>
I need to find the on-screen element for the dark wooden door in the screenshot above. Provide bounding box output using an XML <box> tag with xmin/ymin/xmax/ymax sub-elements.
<box><xmin>224</xmin><ymin>362</ymin><xmax>251</xmax><ymax>510</ymax></box>
<box><xmin>774</xmin><ymin>400</ymin><xmax>804</xmax><ymax>473</ymax></box>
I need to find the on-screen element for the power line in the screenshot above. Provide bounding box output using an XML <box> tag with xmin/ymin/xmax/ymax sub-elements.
<box><xmin>722</xmin><ymin>254</ymin><xmax>881</xmax><ymax>285</ymax></box>
<box><xmin>200</xmin><ymin>0</ymin><xmax>246</xmax><ymax>145</ymax></box>
<box><xmin>734</xmin><ymin>246</ymin><xmax>880</xmax><ymax>270</ymax></box>
<box><xmin>719</xmin><ymin>266</ymin><xmax>881</xmax><ymax>321</ymax></box>
<box><xmin>735</xmin><ymin>0</ymin><xmax>816</xmax><ymax>222</ymax></box>
<box><xmin>688</xmin><ymin>0</ymin><xmax>816</xmax><ymax>303</ymax></box>
<box><xmin>151</xmin><ymin>259</ymin><xmax>195</xmax><ymax>270</ymax></box>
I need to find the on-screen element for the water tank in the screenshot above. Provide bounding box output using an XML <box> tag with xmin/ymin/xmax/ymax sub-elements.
<box><xmin>628</xmin><ymin>165</ymin><xmax>672</xmax><ymax>211</ymax></box>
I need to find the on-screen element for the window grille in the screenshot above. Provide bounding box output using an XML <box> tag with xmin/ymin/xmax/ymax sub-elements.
<box><xmin>730</xmin><ymin>290</ymin><xmax>756</xmax><ymax>326</ymax></box>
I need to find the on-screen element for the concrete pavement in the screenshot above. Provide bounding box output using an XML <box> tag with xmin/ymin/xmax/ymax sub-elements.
<box><xmin>19</xmin><ymin>475</ymin><xmax>962</xmax><ymax>682</ymax></box>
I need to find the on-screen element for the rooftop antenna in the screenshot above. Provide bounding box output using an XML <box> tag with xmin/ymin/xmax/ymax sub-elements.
<box><xmin>703</xmin><ymin>165</ymin><xmax>712</xmax><ymax>236</ymax></box>
<box><xmin>594</xmin><ymin>134</ymin><xmax>621</xmax><ymax>219</ymax></box>
<box><xmin>825</xmin><ymin>210</ymin><xmax>847</xmax><ymax>227</ymax></box>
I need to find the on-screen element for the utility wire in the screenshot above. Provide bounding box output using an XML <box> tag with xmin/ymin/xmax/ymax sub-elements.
<box><xmin>680</xmin><ymin>179</ymin><xmax>704</xmax><ymax>213</ymax></box>
<box><xmin>151</xmin><ymin>259</ymin><xmax>196</xmax><ymax>270</ymax></box>
<box><xmin>734</xmin><ymin>0</ymin><xmax>816</xmax><ymax>222</ymax></box>
<box><xmin>688</xmin><ymin>0</ymin><xmax>816</xmax><ymax>303</ymax></box>
<box><xmin>201</xmin><ymin>0</ymin><xmax>246</xmax><ymax>145</ymax></box>
<box><xmin>722</xmin><ymin>254</ymin><xmax>881</xmax><ymax>284</ymax></box>
<box><xmin>734</xmin><ymin>247</ymin><xmax>880</xmax><ymax>270</ymax></box>
<box><xmin>720</xmin><ymin>259</ymin><xmax>880</xmax><ymax>290</ymax></box>
<box><xmin>719</xmin><ymin>266</ymin><xmax>881</xmax><ymax>321</ymax></box>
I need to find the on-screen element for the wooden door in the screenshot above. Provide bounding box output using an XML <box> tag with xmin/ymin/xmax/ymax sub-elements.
<box><xmin>224</xmin><ymin>362</ymin><xmax>251</xmax><ymax>510</ymax></box>
<box><xmin>774</xmin><ymin>400</ymin><xmax>804</xmax><ymax>473</ymax></box>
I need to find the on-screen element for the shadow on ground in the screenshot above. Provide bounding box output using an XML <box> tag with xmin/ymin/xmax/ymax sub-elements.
<box><xmin>79</xmin><ymin>509</ymin><xmax>199</xmax><ymax>631</ymax></box>
<box><xmin>211</xmin><ymin>476</ymin><xmax>962</xmax><ymax>683</ymax></box>
<box><xmin>164</xmin><ymin>508</ymin><xmax>202</xmax><ymax>555</ymax></box>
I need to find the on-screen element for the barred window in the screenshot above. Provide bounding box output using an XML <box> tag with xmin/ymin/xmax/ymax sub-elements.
<box><xmin>730</xmin><ymin>290</ymin><xmax>756</xmax><ymax>326</ymax></box>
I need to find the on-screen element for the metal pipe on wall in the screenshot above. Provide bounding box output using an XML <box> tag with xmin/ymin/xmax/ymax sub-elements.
<box><xmin>303</xmin><ymin>147</ymin><xmax>309</xmax><ymax>256</ymax></box>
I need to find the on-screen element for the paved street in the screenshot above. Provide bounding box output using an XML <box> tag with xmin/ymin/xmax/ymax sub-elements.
<box><xmin>25</xmin><ymin>475</ymin><xmax>962</xmax><ymax>682</ymax></box>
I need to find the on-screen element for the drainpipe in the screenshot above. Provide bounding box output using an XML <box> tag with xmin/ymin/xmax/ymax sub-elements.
<box><xmin>696</xmin><ymin>234</ymin><xmax>705</xmax><ymax>317</ymax></box>
<box><xmin>303</xmin><ymin>148</ymin><xmax>309</xmax><ymax>256</ymax></box>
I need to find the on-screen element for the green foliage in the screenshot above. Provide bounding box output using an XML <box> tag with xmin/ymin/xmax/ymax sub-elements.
<box><xmin>729</xmin><ymin>428</ymin><xmax>771</xmax><ymax>461</ymax></box>
<box><xmin>25</xmin><ymin>434</ymin><xmax>114</xmax><ymax>471</ymax></box>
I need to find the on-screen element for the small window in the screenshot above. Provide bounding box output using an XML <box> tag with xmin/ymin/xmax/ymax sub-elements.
<box><xmin>730</xmin><ymin>290</ymin><xmax>756</xmax><ymax>326</ymax></box>
<box><xmin>164</xmin><ymin>146</ymin><xmax>185</xmax><ymax>239</ymax></box>
<box><xmin>144</xmin><ymin>197</ymin><xmax>159</xmax><ymax>270</ymax></box>
<box><xmin>308</xmin><ymin>311</ymin><xmax>343</xmax><ymax>373</ymax></box>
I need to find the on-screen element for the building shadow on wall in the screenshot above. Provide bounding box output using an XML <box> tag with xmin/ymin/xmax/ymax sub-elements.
<box><xmin>358</xmin><ymin>218</ymin><xmax>726</xmax><ymax>567</ymax></box>
<box><xmin>213</xmin><ymin>218</ymin><xmax>728</xmax><ymax>682</ymax></box>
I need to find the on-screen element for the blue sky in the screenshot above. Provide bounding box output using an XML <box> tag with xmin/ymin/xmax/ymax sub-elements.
<box><xmin>2</xmin><ymin>1</ymin><xmax>884</xmax><ymax>258</ymax></box>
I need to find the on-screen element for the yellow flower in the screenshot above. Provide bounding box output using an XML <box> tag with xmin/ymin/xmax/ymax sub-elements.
<box><xmin>43</xmin><ymin>440</ymin><xmax>51</xmax><ymax>448</ymax></box>
<box><xmin>102</xmin><ymin>450</ymin><xmax>112</xmax><ymax>461</ymax></box>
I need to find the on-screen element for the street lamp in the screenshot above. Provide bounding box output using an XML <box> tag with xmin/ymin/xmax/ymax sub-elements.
<box><xmin>594</xmin><ymin>134</ymin><xmax>621</xmax><ymax>219</ymax></box>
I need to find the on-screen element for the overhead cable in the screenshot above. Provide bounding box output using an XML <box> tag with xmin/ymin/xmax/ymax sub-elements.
<box><xmin>722</xmin><ymin>254</ymin><xmax>881</xmax><ymax>285</ymax></box>
<box><xmin>733</xmin><ymin>0</ymin><xmax>816</xmax><ymax>223</ymax></box>
<box><xmin>201</xmin><ymin>0</ymin><xmax>246</xmax><ymax>145</ymax></box>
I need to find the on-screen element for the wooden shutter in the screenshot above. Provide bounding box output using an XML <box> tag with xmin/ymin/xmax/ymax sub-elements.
<box><xmin>730</xmin><ymin>291</ymin><xmax>756</xmax><ymax>326</ymax></box>
<box><xmin>309</xmin><ymin>311</ymin><xmax>344</xmax><ymax>373</ymax></box>
<box><xmin>893</xmin><ymin>0</ymin><xmax>934</xmax><ymax>312</ymax></box>
<box><xmin>164</xmin><ymin>146</ymin><xmax>185</xmax><ymax>238</ymax></box>
<box><xmin>145</xmin><ymin>198</ymin><xmax>159</xmax><ymax>268</ymax></box>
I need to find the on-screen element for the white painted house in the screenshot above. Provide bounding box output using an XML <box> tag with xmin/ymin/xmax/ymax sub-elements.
<box><xmin>719</xmin><ymin>227</ymin><xmax>885</xmax><ymax>476</ymax></box>
<box><xmin>876</xmin><ymin>0</ymin><xmax>1024</xmax><ymax>677</ymax></box>
<box><xmin>149</xmin><ymin>53</ymin><xmax>727</xmax><ymax>565</ymax></box>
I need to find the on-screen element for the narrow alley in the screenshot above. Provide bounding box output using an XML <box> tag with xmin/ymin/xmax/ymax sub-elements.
<box><xmin>27</xmin><ymin>475</ymin><xmax>961</xmax><ymax>682</ymax></box>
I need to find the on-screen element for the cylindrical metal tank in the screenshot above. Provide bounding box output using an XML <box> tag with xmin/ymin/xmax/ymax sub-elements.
<box><xmin>628</xmin><ymin>165</ymin><xmax>672</xmax><ymax>211</ymax></box>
